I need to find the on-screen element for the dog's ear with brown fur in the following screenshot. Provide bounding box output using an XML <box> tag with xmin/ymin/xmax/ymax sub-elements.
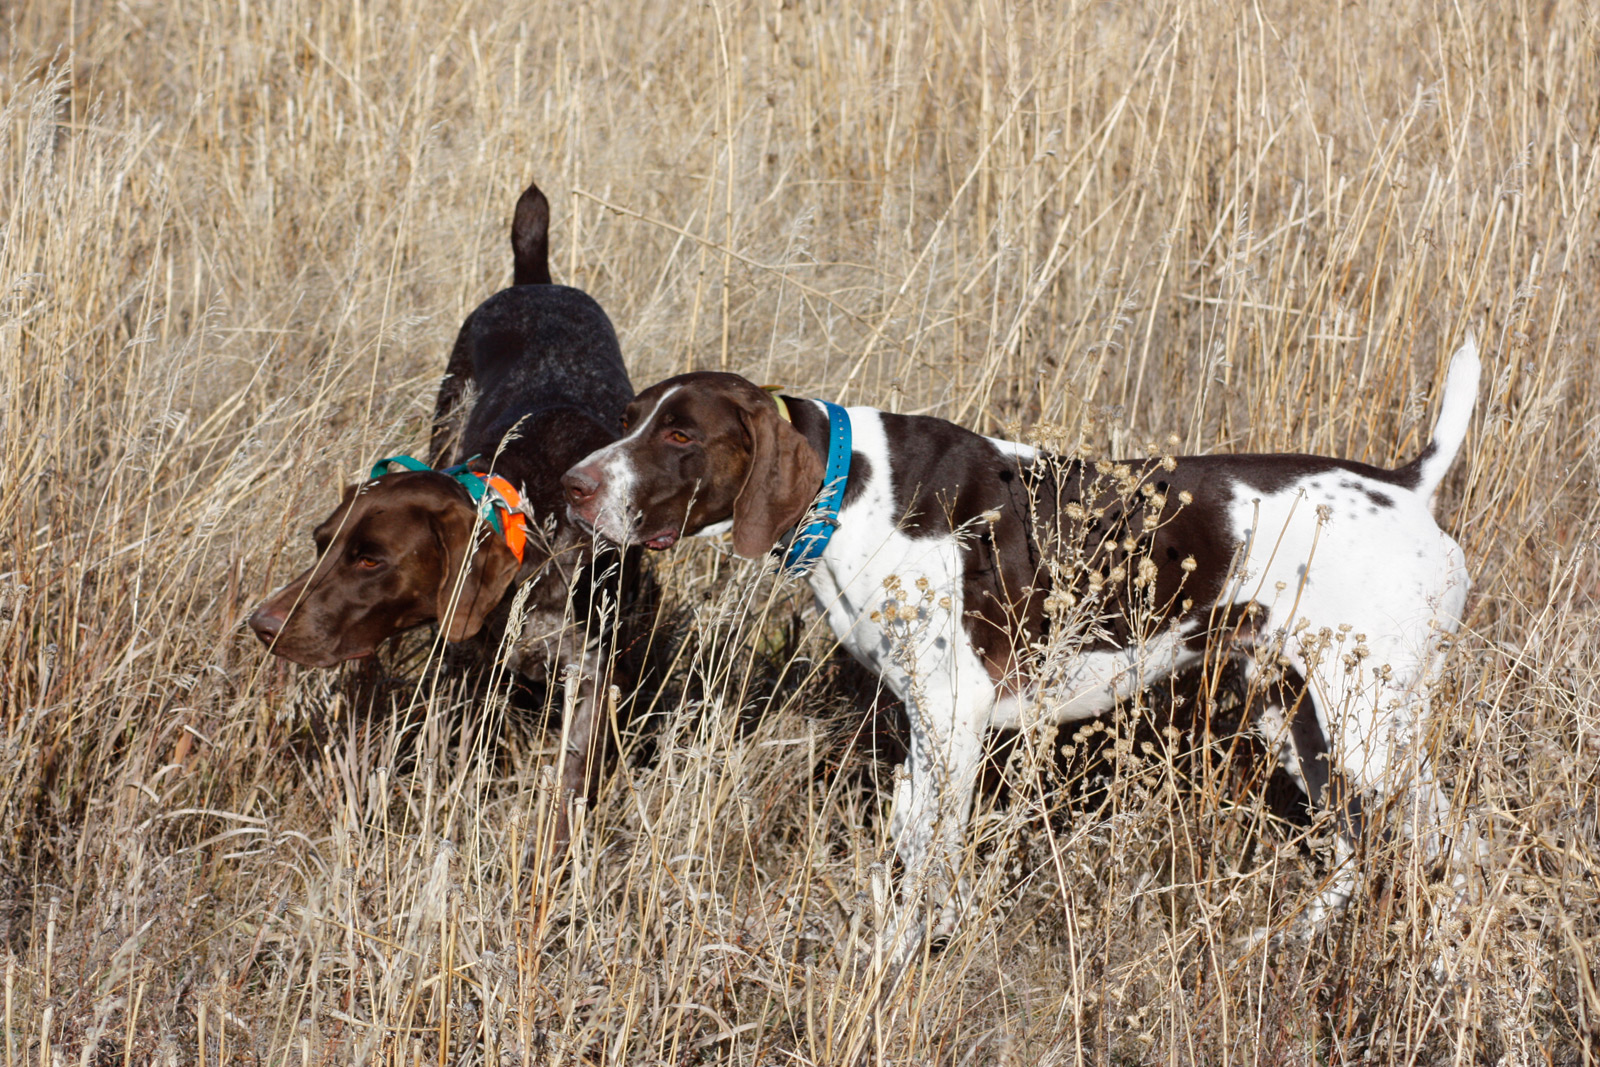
<box><xmin>433</xmin><ymin>501</ymin><xmax>522</xmax><ymax>642</ymax></box>
<box><xmin>730</xmin><ymin>397</ymin><xmax>824</xmax><ymax>559</ymax></box>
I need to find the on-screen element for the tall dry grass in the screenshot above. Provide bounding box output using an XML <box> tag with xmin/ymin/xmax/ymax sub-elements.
<box><xmin>1</xmin><ymin>0</ymin><xmax>1597</xmax><ymax>1061</ymax></box>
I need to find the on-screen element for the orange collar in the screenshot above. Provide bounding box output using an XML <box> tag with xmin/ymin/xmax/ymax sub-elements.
<box><xmin>480</xmin><ymin>473</ymin><xmax>528</xmax><ymax>565</ymax></box>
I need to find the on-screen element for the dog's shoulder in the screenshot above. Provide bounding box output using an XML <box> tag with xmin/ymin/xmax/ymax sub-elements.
<box><xmin>856</xmin><ymin>409</ymin><xmax>1034</xmax><ymax>539</ymax></box>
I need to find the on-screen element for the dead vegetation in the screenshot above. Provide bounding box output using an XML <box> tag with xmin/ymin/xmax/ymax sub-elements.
<box><xmin>1</xmin><ymin>0</ymin><xmax>1597</xmax><ymax>1062</ymax></box>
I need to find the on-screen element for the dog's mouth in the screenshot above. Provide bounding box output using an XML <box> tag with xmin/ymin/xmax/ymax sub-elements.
<box><xmin>263</xmin><ymin>644</ymin><xmax>376</xmax><ymax>670</ymax></box>
<box><xmin>568</xmin><ymin>504</ymin><xmax>677</xmax><ymax>551</ymax></box>
<box><xmin>643</xmin><ymin>529</ymin><xmax>679</xmax><ymax>550</ymax></box>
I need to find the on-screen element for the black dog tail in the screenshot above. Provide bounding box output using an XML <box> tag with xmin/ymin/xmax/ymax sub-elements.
<box><xmin>511</xmin><ymin>181</ymin><xmax>553</xmax><ymax>286</ymax></box>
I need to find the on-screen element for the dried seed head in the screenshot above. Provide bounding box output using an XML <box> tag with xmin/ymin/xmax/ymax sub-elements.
<box><xmin>1045</xmin><ymin>590</ymin><xmax>1078</xmax><ymax>616</ymax></box>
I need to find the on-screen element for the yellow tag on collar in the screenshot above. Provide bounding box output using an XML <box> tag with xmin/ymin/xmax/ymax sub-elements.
<box><xmin>762</xmin><ymin>385</ymin><xmax>792</xmax><ymax>423</ymax></box>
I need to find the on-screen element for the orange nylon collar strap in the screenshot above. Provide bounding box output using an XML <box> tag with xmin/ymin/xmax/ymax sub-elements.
<box><xmin>482</xmin><ymin>474</ymin><xmax>528</xmax><ymax>565</ymax></box>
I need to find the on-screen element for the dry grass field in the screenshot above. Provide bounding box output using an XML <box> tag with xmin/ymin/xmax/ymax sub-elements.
<box><xmin>2</xmin><ymin>0</ymin><xmax>1598</xmax><ymax>1062</ymax></box>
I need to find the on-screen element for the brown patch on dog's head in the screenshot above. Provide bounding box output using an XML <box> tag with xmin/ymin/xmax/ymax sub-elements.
<box><xmin>563</xmin><ymin>373</ymin><xmax>821</xmax><ymax>558</ymax></box>
<box><xmin>248</xmin><ymin>472</ymin><xmax>520</xmax><ymax>666</ymax></box>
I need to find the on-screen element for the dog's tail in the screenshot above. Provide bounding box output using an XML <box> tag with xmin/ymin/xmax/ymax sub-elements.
<box><xmin>1400</xmin><ymin>332</ymin><xmax>1480</xmax><ymax>501</ymax></box>
<box><xmin>511</xmin><ymin>180</ymin><xmax>553</xmax><ymax>286</ymax></box>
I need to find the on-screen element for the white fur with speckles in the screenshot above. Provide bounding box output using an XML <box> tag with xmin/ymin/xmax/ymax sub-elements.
<box><xmin>797</xmin><ymin>338</ymin><xmax>1479</xmax><ymax>961</ymax></box>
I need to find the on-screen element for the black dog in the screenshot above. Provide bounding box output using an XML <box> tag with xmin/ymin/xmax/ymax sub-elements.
<box><xmin>251</xmin><ymin>180</ymin><xmax>650</xmax><ymax>853</ymax></box>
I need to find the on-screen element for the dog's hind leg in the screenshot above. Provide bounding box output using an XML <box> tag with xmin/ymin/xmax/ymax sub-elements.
<box><xmin>1340</xmin><ymin>666</ymin><xmax>1479</xmax><ymax>894</ymax></box>
<box><xmin>1266</xmin><ymin>636</ymin><xmax>1475</xmax><ymax>931</ymax></box>
<box><xmin>1280</xmin><ymin>674</ymin><xmax>1368</xmax><ymax>926</ymax></box>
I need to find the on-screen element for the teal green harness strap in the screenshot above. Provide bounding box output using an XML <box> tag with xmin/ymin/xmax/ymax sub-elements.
<box><xmin>370</xmin><ymin>455</ymin><xmax>432</xmax><ymax>477</ymax></box>
<box><xmin>368</xmin><ymin>454</ymin><xmax>505</xmax><ymax>535</ymax></box>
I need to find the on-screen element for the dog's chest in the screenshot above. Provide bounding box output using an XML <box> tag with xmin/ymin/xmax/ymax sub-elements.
<box><xmin>807</xmin><ymin>523</ymin><xmax>968</xmax><ymax>677</ymax></box>
<box><xmin>803</xmin><ymin>415</ymin><xmax>980</xmax><ymax>688</ymax></box>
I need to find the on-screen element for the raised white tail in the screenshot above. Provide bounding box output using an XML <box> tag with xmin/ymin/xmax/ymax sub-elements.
<box><xmin>1410</xmin><ymin>332</ymin><xmax>1481</xmax><ymax>500</ymax></box>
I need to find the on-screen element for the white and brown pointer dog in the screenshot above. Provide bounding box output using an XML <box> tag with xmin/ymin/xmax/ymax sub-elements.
<box><xmin>562</xmin><ymin>337</ymin><xmax>1480</xmax><ymax>959</ymax></box>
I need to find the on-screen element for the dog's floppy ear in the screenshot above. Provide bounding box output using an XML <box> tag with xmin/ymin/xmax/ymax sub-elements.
<box><xmin>730</xmin><ymin>397</ymin><xmax>824</xmax><ymax>559</ymax></box>
<box><xmin>433</xmin><ymin>501</ymin><xmax>522</xmax><ymax>642</ymax></box>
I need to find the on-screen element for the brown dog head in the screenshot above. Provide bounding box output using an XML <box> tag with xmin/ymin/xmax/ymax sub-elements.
<box><xmin>248</xmin><ymin>471</ymin><xmax>522</xmax><ymax>666</ymax></box>
<box><xmin>560</xmin><ymin>372</ymin><xmax>823</xmax><ymax>559</ymax></box>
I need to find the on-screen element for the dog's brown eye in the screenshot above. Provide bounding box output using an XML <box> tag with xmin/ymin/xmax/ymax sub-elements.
<box><xmin>356</xmin><ymin>556</ymin><xmax>382</xmax><ymax>569</ymax></box>
<box><xmin>667</xmin><ymin>430</ymin><xmax>691</xmax><ymax>445</ymax></box>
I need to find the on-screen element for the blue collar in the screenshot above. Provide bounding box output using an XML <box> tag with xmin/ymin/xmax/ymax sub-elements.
<box><xmin>782</xmin><ymin>400</ymin><xmax>852</xmax><ymax>574</ymax></box>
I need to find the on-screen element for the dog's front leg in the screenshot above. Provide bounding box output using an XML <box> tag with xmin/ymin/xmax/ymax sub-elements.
<box><xmin>550</xmin><ymin>645</ymin><xmax>614</xmax><ymax>857</ymax></box>
<box><xmin>884</xmin><ymin>671</ymin><xmax>991</xmax><ymax>968</ymax></box>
